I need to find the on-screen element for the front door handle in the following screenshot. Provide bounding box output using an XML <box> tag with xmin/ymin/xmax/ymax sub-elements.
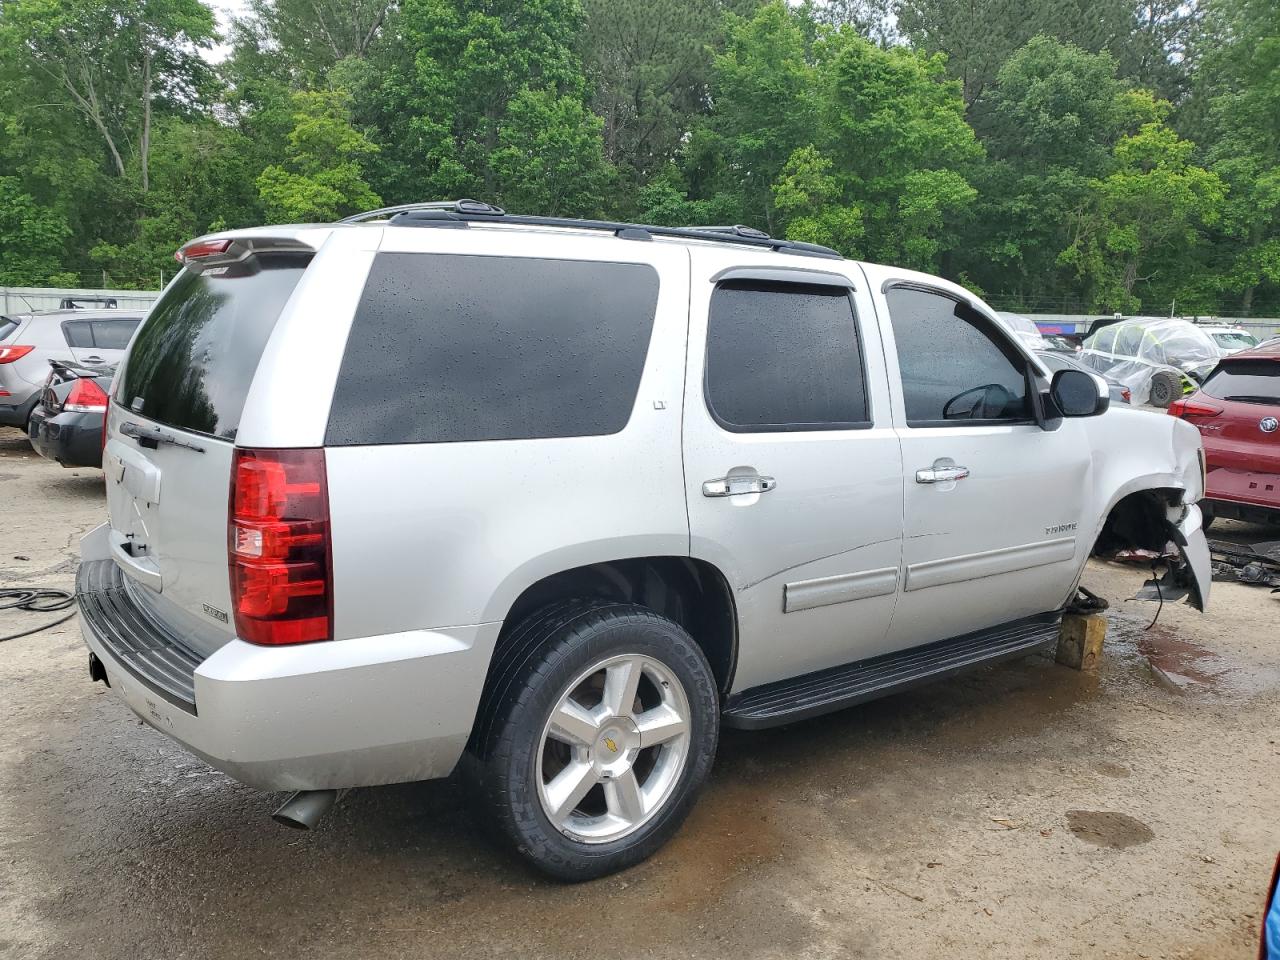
<box><xmin>915</xmin><ymin>464</ymin><xmax>970</xmax><ymax>484</ymax></box>
<box><xmin>702</xmin><ymin>475</ymin><xmax>777</xmax><ymax>498</ymax></box>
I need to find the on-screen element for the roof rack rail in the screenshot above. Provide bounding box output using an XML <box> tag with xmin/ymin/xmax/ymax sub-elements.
<box><xmin>336</xmin><ymin>200</ymin><xmax>843</xmax><ymax>259</ymax></box>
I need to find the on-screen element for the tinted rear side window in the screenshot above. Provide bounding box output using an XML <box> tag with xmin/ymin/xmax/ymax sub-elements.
<box><xmin>1202</xmin><ymin>361</ymin><xmax>1280</xmax><ymax>403</ymax></box>
<box><xmin>119</xmin><ymin>253</ymin><xmax>310</xmax><ymax>439</ymax></box>
<box><xmin>0</xmin><ymin>317</ymin><xmax>18</xmax><ymax>341</ymax></box>
<box><xmin>705</xmin><ymin>281</ymin><xmax>868</xmax><ymax>431</ymax></box>
<box><xmin>326</xmin><ymin>254</ymin><xmax>660</xmax><ymax>445</ymax></box>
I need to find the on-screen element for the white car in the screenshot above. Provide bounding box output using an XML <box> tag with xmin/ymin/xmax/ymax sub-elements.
<box><xmin>1198</xmin><ymin>324</ymin><xmax>1259</xmax><ymax>355</ymax></box>
<box><xmin>76</xmin><ymin>202</ymin><xmax>1211</xmax><ymax>880</ymax></box>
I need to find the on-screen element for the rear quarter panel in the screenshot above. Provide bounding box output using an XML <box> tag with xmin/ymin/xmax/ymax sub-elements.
<box><xmin>311</xmin><ymin>230</ymin><xmax>693</xmax><ymax>638</ymax></box>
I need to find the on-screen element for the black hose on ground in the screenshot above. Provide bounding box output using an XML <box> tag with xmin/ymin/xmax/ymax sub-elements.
<box><xmin>0</xmin><ymin>587</ymin><xmax>76</xmax><ymax>642</ymax></box>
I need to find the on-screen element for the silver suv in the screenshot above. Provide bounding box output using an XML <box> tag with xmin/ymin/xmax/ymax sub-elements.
<box><xmin>1</xmin><ymin>309</ymin><xmax>142</xmax><ymax>428</ymax></box>
<box><xmin>77</xmin><ymin>202</ymin><xmax>1210</xmax><ymax>880</ymax></box>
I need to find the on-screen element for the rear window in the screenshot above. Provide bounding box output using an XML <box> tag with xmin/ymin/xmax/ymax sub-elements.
<box><xmin>325</xmin><ymin>253</ymin><xmax>660</xmax><ymax>445</ymax></box>
<box><xmin>118</xmin><ymin>253</ymin><xmax>310</xmax><ymax>439</ymax></box>
<box><xmin>1202</xmin><ymin>361</ymin><xmax>1280</xmax><ymax>404</ymax></box>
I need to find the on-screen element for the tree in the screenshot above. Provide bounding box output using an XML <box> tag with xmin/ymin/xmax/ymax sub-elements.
<box><xmin>232</xmin><ymin>0</ymin><xmax>395</xmax><ymax>83</ymax></box>
<box><xmin>579</xmin><ymin>0</ymin><xmax>722</xmax><ymax>195</ymax></box>
<box><xmin>960</xmin><ymin>37</ymin><xmax>1156</xmax><ymax>307</ymax></box>
<box><xmin>1187</xmin><ymin>0</ymin><xmax>1280</xmax><ymax>315</ymax></box>
<box><xmin>1060</xmin><ymin>108</ymin><xmax>1226</xmax><ymax>311</ymax></box>
<box><xmin>90</xmin><ymin>119</ymin><xmax>264</xmax><ymax>282</ymax></box>
<box><xmin>778</xmin><ymin>30</ymin><xmax>981</xmax><ymax>269</ymax></box>
<box><xmin>0</xmin><ymin>0</ymin><xmax>215</xmax><ymax>191</ymax></box>
<box><xmin>0</xmin><ymin>178</ymin><xmax>76</xmax><ymax>285</ymax></box>
<box><xmin>707</xmin><ymin>2</ymin><xmax>819</xmax><ymax>232</ymax></box>
<box><xmin>488</xmin><ymin>88</ymin><xmax>613</xmax><ymax>215</ymax></box>
<box><xmin>256</xmin><ymin>90</ymin><xmax>381</xmax><ymax>222</ymax></box>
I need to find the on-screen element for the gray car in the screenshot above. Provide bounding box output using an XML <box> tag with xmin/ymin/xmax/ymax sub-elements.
<box><xmin>76</xmin><ymin>202</ymin><xmax>1211</xmax><ymax>881</ymax></box>
<box><xmin>1036</xmin><ymin>350</ymin><xmax>1131</xmax><ymax>404</ymax></box>
<box><xmin>0</xmin><ymin>310</ymin><xmax>141</xmax><ymax>428</ymax></box>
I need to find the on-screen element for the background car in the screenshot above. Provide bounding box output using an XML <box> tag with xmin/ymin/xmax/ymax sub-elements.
<box><xmin>1198</xmin><ymin>324</ymin><xmax>1259</xmax><ymax>354</ymax></box>
<box><xmin>1167</xmin><ymin>340</ymin><xmax>1280</xmax><ymax>527</ymax></box>
<box><xmin>995</xmin><ymin>311</ymin><xmax>1048</xmax><ymax>350</ymax></box>
<box><xmin>0</xmin><ymin>309</ymin><xmax>141</xmax><ymax>430</ymax></box>
<box><xmin>27</xmin><ymin>359</ymin><xmax>114</xmax><ymax>468</ymax></box>
<box><xmin>1042</xmin><ymin>333</ymin><xmax>1082</xmax><ymax>353</ymax></box>
<box><xmin>1080</xmin><ymin>316</ymin><xmax>1219</xmax><ymax>407</ymax></box>
<box><xmin>1036</xmin><ymin>349</ymin><xmax>1131</xmax><ymax>404</ymax></box>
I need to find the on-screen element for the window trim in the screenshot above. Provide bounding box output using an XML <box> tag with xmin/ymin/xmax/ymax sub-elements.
<box><xmin>703</xmin><ymin>278</ymin><xmax>874</xmax><ymax>435</ymax></box>
<box><xmin>882</xmin><ymin>279</ymin><xmax>1044</xmax><ymax>430</ymax></box>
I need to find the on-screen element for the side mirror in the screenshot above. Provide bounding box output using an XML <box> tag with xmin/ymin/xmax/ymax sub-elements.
<box><xmin>1051</xmin><ymin>369</ymin><xmax>1109</xmax><ymax>418</ymax></box>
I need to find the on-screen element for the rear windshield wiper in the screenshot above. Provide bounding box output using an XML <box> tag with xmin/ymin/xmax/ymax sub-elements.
<box><xmin>120</xmin><ymin>420</ymin><xmax>206</xmax><ymax>453</ymax></box>
<box><xmin>1221</xmin><ymin>395</ymin><xmax>1280</xmax><ymax>404</ymax></box>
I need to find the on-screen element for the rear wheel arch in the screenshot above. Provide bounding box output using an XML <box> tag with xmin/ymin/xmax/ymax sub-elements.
<box><xmin>488</xmin><ymin>556</ymin><xmax>738</xmax><ymax>698</ymax></box>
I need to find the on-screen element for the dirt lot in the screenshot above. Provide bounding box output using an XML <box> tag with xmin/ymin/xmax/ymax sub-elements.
<box><xmin>1</xmin><ymin>423</ymin><xmax>1278</xmax><ymax>960</ymax></box>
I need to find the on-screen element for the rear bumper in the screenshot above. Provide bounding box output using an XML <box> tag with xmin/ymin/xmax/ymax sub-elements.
<box><xmin>1205</xmin><ymin>466</ymin><xmax>1280</xmax><ymax>514</ymax></box>
<box><xmin>76</xmin><ymin>542</ymin><xmax>500</xmax><ymax>791</ymax></box>
<box><xmin>28</xmin><ymin>407</ymin><xmax>104</xmax><ymax>467</ymax></box>
<box><xmin>0</xmin><ymin>391</ymin><xmax>38</xmax><ymax>428</ymax></box>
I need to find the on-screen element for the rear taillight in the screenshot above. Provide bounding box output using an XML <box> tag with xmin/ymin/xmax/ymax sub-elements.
<box><xmin>0</xmin><ymin>344</ymin><xmax>34</xmax><ymax>363</ymax></box>
<box><xmin>228</xmin><ymin>448</ymin><xmax>332</xmax><ymax>645</ymax></box>
<box><xmin>1167</xmin><ymin>398</ymin><xmax>1223</xmax><ymax>420</ymax></box>
<box><xmin>63</xmin><ymin>378</ymin><xmax>109</xmax><ymax>413</ymax></box>
<box><xmin>1121</xmin><ymin>387</ymin><xmax>1131</xmax><ymax>404</ymax></box>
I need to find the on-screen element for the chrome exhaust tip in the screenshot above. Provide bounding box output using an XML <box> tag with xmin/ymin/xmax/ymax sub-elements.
<box><xmin>271</xmin><ymin>789</ymin><xmax>343</xmax><ymax>830</ymax></box>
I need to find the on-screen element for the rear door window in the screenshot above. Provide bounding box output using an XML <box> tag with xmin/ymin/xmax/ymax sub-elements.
<box><xmin>1202</xmin><ymin>361</ymin><xmax>1280</xmax><ymax>404</ymax></box>
<box><xmin>62</xmin><ymin>320</ymin><xmax>94</xmax><ymax>348</ymax></box>
<box><xmin>118</xmin><ymin>253</ymin><xmax>310</xmax><ymax>439</ymax></box>
<box><xmin>326</xmin><ymin>254</ymin><xmax>660</xmax><ymax>445</ymax></box>
<box><xmin>705</xmin><ymin>280</ymin><xmax>868</xmax><ymax>431</ymax></box>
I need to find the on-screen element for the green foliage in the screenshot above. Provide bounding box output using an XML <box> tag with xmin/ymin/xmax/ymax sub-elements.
<box><xmin>256</xmin><ymin>90</ymin><xmax>381</xmax><ymax>222</ymax></box>
<box><xmin>0</xmin><ymin>0</ymin><xmax>1275</xmax><ymax>314</ymax></box>
<box><xmin>0</xmin><ymin>178</ymin><xmax>76</xmax><ymax>285</ymax></box>
<box><xmin>1059</xmin><ymin>117</ymin><xmax>1226</xmax><ymax>312</ymax></box>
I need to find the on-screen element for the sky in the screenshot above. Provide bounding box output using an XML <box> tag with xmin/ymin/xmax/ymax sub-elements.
<box><xmin>205</xmin><ymin>0</ymin><xmax>250</xmax><ymax>63</ymax></box>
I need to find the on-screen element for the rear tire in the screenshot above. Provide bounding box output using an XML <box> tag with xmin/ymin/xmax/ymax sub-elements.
<box><xmin>466</xmin><ymin>600</ymin><xmax>719</xmax><ymax>881</ymax></box>
<box><xmin>1148</xmin><ymin>371</ymin><xmax>1181</xmax><ymax>408</ymax></box>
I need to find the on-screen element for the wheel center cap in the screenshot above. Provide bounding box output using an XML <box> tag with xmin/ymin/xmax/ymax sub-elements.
<box><xmin>591</xmin><ymin>717</ymin><xmax>640</xmax><ymax>776</ymax></box>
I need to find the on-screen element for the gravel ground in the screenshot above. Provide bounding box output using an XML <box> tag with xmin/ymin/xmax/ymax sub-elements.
<box><xmin>1</xmin><ymin>424</ymin><xmax>1278</xmax><ymax>960</ymax></box>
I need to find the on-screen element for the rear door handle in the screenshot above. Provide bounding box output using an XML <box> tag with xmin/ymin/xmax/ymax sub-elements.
<box><xmin>915</xmin><ymin>465</ymin><xmax>970</xmax><ymax>484</ymax></box>
<box><xmin>702</xmin><ymin>475</ymin><xmax>777</xmax><ymax>498</ymax></box>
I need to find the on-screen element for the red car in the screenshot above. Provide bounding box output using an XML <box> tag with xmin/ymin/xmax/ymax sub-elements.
<box><xmin>1168</xmin><ymin>341</ymin><xmax>1280</xmax><ymax>527</ymax></box>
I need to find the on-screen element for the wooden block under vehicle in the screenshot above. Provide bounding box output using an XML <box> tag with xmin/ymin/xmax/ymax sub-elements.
<box><xmin>1056</xmin><ymin>614</ymin><xmax>1106</xmax><ymax>671</ymax></box>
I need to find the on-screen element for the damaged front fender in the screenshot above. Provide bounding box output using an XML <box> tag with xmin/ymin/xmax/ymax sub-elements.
<box><xmin>1168</xmin><ymin>502</ymin><xmax>1211</xmax><ymax>611</ymax></box>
